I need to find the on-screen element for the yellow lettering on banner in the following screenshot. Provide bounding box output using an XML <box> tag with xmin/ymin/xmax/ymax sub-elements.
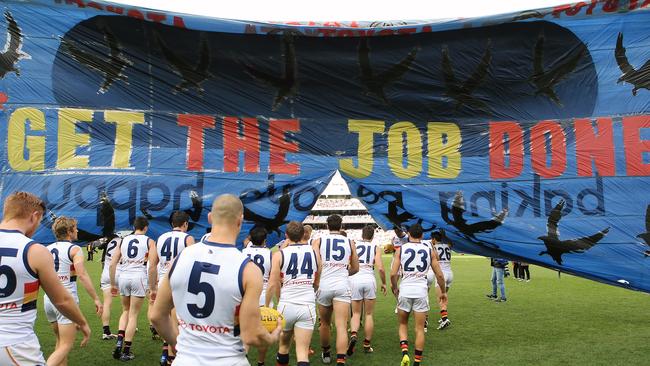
<box><xmin>104</xmin><ymin>111</ymin><xmax>144</xmax><ymax>168</ymax></box>
<box><xmin>388</xmin><ymin>121</ymin><xmax>422</xmax><ymax>179</ymax></box>
<box><xmin>7</xmin><ymin>108</ymin><xmax>45</xmax><ymax>171</ymax></box>
<box><xmin>427</xmin><ymin>122</ymin><xmax>461</xmax><ymax>178</ymax></box>
<box><xmin>57</xmin><ymin>109</ymin><xmax>92</xmax><ymax>169</ymax></box>
<box><xmin>339</xmin><ymin>120</ymin><xmax>385</xmax><ymax>178</ymax></box>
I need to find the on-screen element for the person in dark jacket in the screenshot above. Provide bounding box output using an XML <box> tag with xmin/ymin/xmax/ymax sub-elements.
<box><xmin>487</xmin><ymin>258</ymin><xmax>507</xmax><ymax>302</ymax></box>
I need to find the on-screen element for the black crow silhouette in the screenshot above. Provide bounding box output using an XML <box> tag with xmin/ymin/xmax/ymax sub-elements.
<box><xmin>156</xmin><ymin>33</ymin><xmax>213</xmax><ymax>94</ymax></box>
<box><xmin>441</xmin><ymin>40</ymin><xmax>492</xmax><ymax>111</ymax></box>
<box><xmin>530</xmin><ymin>34</ymin><xmax>584</xmax><ymax>105</ymax></box>
<box><xmin>243</xmin><ymin>186</ymin><xmax>291</xmax><ymax>236</ymax></box>
<box><xmin>383</xmin><ymin>198</ymin><xmax>435</xmax><ymax>232</ymax></box>
<box><xmin>0</xmin><ymin>11</ymin><xmax>29</xmax><ymax>78</ymax></box>
<box><xmin>538</xmin><ymin>199</ymin><xmax>609</xmax><ymax>265</ymax></box>
<box><xmin>636</xmin><ymin>204</ymin><xmax>650</xmax><ymax>257</ymax></box>
<box><xmin>245</xmin><ymin>32</ymin><xmax>298</xmax><ymax>111</ymax></box>
<box><xmin>358</xmin><ymin>37</ymin><xmax>419</xmax><ymax>105</ymax></box>
<box><xmin>615</xmin><ymin>32</ymin><xmax>650</xmax><ymax>96</ymax></box>
<box><xmin>48</xmin><ymin>191</ymin><xmax>116</xmax><ymax>243</ymax></box>
<box><xmin>62</xmin><ymin>25</ymin><xmax>132</xmax><ymax>93</ymax></box>
<box><xmin>441</xmin><ymin>191</ymin><xmax>507</xmax><ymax>238</ymax></box>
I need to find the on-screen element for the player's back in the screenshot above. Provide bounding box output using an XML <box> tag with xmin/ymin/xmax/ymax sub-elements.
<box><xmin>318</xmin><ymin>233</ymin><xmax>352</xmax><ymax>289</ymax></box>
<box><xmin>103</xmin><ymin>237</ymin><xmax>121</xmax><ymax>272</ymax></box>
<box><xmin>119</xmin><ymin>234</ymin><xmax>149</xmax><ymax>277</ymax></box>
<box><xmin>45</xmin><ymin>241</ymin><xmax>78</xmax><ymax>297</ymax></box>
<box><xmin>0</xmin><ymin>229</ymin><xmax>40</xmax><ymax>346</ymax></box>
<box><xmin>399</xmin><ymin>242</ymin><xmax>431</xmax><ymax>298</ymax></box>
<box><xmin>433</xmin><ymin>241</ymin><xmax>452</xmax><ymax>272</ymax></box>
<box><xmin>351</xmin><ymin>240</ymin><xmax>376</xmax><ymax>281</ymax></box>
<box><xmin>156</xmin><ymin>230</ymin><xmax>189</xmax><ymax>279</ymax></box>
<box><xmin>280</xmin><ymin>244</ymin><xmax>318</xmax><ymax>304</ymax></box>
<box><xmin>170</xmin><ymin>240</ymin><xmax>250</xmax><ymax>364</ymax></box>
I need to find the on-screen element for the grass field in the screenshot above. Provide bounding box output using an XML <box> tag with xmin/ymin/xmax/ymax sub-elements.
<box><xmin>35</xmin><ymin>254</ymin><xmax>650</xmax><ymax>366</ymax></box>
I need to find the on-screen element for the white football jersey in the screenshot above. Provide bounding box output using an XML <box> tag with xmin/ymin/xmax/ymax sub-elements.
<box><xmin>170</xmin><ymin>241</ymin><xmax>249</xmax><ymax>362</ymax></box>
<box><xmin>280</xmin><ymin>244</ymin><xmax>318</xmax><ymax>304</ymax></box>
<box><xmin>45</xmin><ymin>241</ymin><xmax>79</xmax><ymax>298</ymax></box>
<box><xmin>351</xmin><ymin>240</ymin><xmax>376</xmax><ymax>281</ymax></box>
<box><xmin>103</xmin><ymin>237</ymin><xmax>121</xmax><ymax>272</ymax></box>
<box><xmin>156</xmin><ymin>230</ymin><xmax>190</xmax><ymax>279</ymax></box>
<box><xmin>433</xmin><ymin>241</ymin><xmax>452</xmax><ymax>272</ymax></box>
<box><xmin>0</xmin><ymin>230</ymin><xmax>40</xmax><ymax>346</ymax></box>
<box><xmin>399</xmin><ymin>242</ymin><xmax>431</xmax><ymax>298</ymax></box>
<box><xmin>318</xmin><ymin>233</ymin><xmax>352</xmax><ymax>290</ymax></box>
<box><xmin>241</xmin><ymin>246</ymin><xmax>272</xmax><ymax>285</ymax></box>
<box><xmin>119</xmin><ymin>234</ymin><xmax>150</xmax><ymax>277</ymax></box>
<box><xmin>200</xmin><ymin>233</ymin><xmax>210</xmax><ymax>242</ymax></box>
<box><xmin>392</xmin><ymin>233</ymin><xmax>408</xmax><ymax>249</ymax></box>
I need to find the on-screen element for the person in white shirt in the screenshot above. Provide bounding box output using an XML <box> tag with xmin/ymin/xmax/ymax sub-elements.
<box><xmin>150</xmin><ymin>194</ymin><xmax>281</xmax><ymax>365</ymax></box>
<box><xmin>148</xmin><ymin>211</ymin><xmax>195</xmax><ymax>365</ymax></box>
<box><xmin>432</xmin><ymin>230</ymin><xmax>453</xmax><ymax>330</ymax></box>
<box><xmin>390</xmin><ymin>224</ymin><xmax>447</xmax><ymax>366</ymax></box>
<box><xmin>347</xmin><ymin>225</ymin><xmax>386</xmax><ymax>356</ymax></box>
<box><xmin>100</xmin><ymin>235</ymin><xmax>122</xmax><ymax>340</ymax></box>
<box><xmin>109</xmin><ymin>216</ymin><xmax>156</xmax><ymax>362</ymax></box>
<box><xmin>267</xmin><ymin>221</ymin><xmax>321</xmax><ymax>366</ymax></box>
<box><xmin>44</xmin><ymin>217</ymin><xmax>103</xmax><ymax>366</ymax></box>
<box><xmin>311</xmin><ymin>214</ymin><xmax>359</xmax><ymax>365</ymax></box>
<box><xmin>0</xmin><ymin>191</ymin><xmax>90</xmax><ymax>366</ymax></box>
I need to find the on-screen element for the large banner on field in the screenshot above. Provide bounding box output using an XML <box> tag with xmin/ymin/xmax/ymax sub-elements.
<box><xmin>1</xmin><ymin>0</ymin><xmax>650</xmax><ymax>291</ymax></box>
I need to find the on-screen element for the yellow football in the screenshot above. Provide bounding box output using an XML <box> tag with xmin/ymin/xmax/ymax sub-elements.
<box><xmin>260</xmin><ymin>306</ymin><xmax>285</xmax><ymax>333</ymax></box>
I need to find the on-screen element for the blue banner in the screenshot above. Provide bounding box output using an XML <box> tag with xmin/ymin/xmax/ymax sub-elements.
<box><xmin>1</xmin><ymin>0</ymin><xmax>650</xmax><ymax>291</ymax></box>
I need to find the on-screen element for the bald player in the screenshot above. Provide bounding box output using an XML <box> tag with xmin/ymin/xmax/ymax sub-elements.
<box><xmin>0</xmin><ymin>192</ymin><xmax>90</xmax><ymax>366</ymax></box>
<box><xmin>150</xmin><ymin>194</ymin><xmax>281</xmax><ymax>365</ymax></box>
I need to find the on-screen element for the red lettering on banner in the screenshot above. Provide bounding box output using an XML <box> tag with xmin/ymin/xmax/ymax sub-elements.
<box><xmin>173</xmin><ymin>16</ymin><xmax>186</xmax><ymax>28</ymax></box>
<box><xmin>105</xmin><ymin>5</ymin><xmax>124</xmax><ymax>14</ymax></box>
<box><xmin>586</xmin><ymin>0</ymin><xmax>599</xmax><ymax>14</ymax></box>
<box><xmin>127</xmin><ymin>9</ymin><xmax>144</xmax><ymax>20</ymax></box>
<box><xmin>422</xmin><ymin>25</ymin><xmax>432</xmax><ymax>33</ymax></box>
<box><xmin>223</xmin><ymin>117</ymin><xmax>260</xmax><ymax>173</ymax></box>
<box><xmin>147</xmin><ymin>12</ymin><xmax>167</xmax><ymax>23</ymax></box>
<box><xmin>377</xmin><ymin>29</ymin><xmax>394</xmax><ymax>36</ymax></box>
<box><xmin>269</xmin><ymin>119</ymin><xmax>300</xmax><ymax>175</ymax></box>
<box><xmin>86</xmin><ymin>1</ymin><xmax>103</xmax><ymax>10</ymax></box>
<box><xmin>552</xmin><ymin>4</ymin><xmax>571</xmax><ymax>17</ymax></box>
<box><xmin>489</xmin><ymin>122</ymin><xmax>524</xmax><ymax>179</ymax></box>
<box><xmin>603</xmin><ymin>0</ymin><xmax>619</xmax><ymax>12</ymax></box>
<box><xmin>629</xmin><ymin>0</ymin><xmax>639</xmax><ymax>9</ymax></box>
<box><xmin>178</xmin><ymin>114</ymin><xmax>215</xmax><ymax>172</ymax></box>
<box><xmin>566</xmin><ymin>2</ymin><xmax>586</xmax><ymax>15</ymax></box>
<box><xmin>320</xmin><ymin>29</ymin><xmax>337</xmax><ymax>37</ymax></box>
<box><xmin>398</xmin><ymin>28</ymin><xmax>417</xmax><ymax>35</ymax></box>
<box><xmin>641</xmin><ymin>0</ymin><xmax>650</xmax><ymax>8</ymax></box>
<box><xmin>574</xmin><ymin>118</ymin><xmax>615</xmax><ymax>176</ymax></box>
<box><xmin>623</xmin><ymin>115</ymin><xmax>650</xmax><ymax>176</ymax></box>
<box><xmin>336</xmin><ymin>30</ymin><xmax>355</xmax><ymax>37</ymax></box>
<box><xmin>530</xmin><ymin>121</ymin><xmax>567</xmax><ymax>178</ymax></box>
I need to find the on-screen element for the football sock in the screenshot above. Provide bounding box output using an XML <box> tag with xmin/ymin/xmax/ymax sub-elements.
<box><xmin>400</xmin><ymin>340</ymin><xmax>409</xmax><ymax>356</ymax></box>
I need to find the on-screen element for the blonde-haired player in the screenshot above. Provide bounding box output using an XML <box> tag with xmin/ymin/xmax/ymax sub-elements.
<box><xmin>347</xmin><ymin>225</ymin><xmax>386</xmax><ymax>356</ymax></box>
<box><xmin>391</xmin><ymin>224</ymin><xmax>447</xmax><ymax>366</ymax></box>
<box><xmin>0</xmin><ymin>192</ymin><xmax>90</xmax><ymax>366</ymax></box>
<box><xmin>109</xmin><ymin>216</ymin><xmax>156</xmax><ymax>361</ymax></box>
<box><xmin>150</xmin><ymin>194</ymin><xmax>280</xmax><ymax>365</ymax></box>
<box><xmin>311</xmin><ymin>214</ymin><xmax>359</xmax><ymax>365</ymax></box>
<box><xmin>148</xmin><ymin>211</ymin><xmax>195</xmax><ymax>365</ymax></box>
<box><xmin>267</xmin><ymin>221</ymin><xmax>320</xmax><ymax>366</ymax></box>
<box><xmin>45</xmin><ymin>217</ymin><xmax>103</xmax><ymax>366</ymax></box>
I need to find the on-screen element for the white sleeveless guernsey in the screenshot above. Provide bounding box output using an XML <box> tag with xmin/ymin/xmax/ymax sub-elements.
<box><xmin>45</xmin><ymin>241</ymin><xmax>79</xmax><ymax>299</ymax></box>
<box><xmin>119</xmin><ymin>234</ymin><xmax>150</xmax><ymax>278</ymax></box>
<box><xmin>156</xmin><ymin>230</ymin><xmax>189</xmax><ymax>280</ymax></box>
<box><xmin>399</xmin><ymin>242</ymin><xmax>432</xmax><ymax>298</ymax></box>
<box><xmin>350</xmin><ymin>240</ymin><xmax>376</xmax><ymax>281</ymax></box>
<box><xmin>280</xmin><ymin>244</ymin><xmax>318</xmax><ymax>304</ymax></box>
<box><xmin>241</xmin><ymin>245</ymin><xmax>272</xmax><ymax>306</ymax></box>
<box><xmin>318</xmin><ymin>233</ymin><xmax>352</xmax><ymax>291</ymax></box>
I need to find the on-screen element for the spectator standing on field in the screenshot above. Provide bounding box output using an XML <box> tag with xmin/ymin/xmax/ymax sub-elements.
<box><xmin>487</xmin><ymin>258</ymin><xmax>507</xmax><ymax>302</ymax></box>
<box><xmin>519</xmin><ymin>262</ymin><xmax>531</xmax><ymax>282</ymax></box>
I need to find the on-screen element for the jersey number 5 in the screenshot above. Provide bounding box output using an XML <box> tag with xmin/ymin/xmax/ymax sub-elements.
<box><xmin>187</xmin><ymin>261</ymin><xmax>220</xmax><ymax>319</ymax></box>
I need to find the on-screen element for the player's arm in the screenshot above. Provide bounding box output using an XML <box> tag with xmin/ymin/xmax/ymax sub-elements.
<box><xmin>149</xmin><ymin>272</ymin><xmax>177</xmax><ymax>347</ymax></box>
<box><xmin>311</xmin><ymin>237</ymin><xmax>320</xmax><ymax>253</ymax></box>
<box><xmin>240</xmin><ymin>262</ymin><xmax>281</xmax><ymax>347</ymax></box>
<box><xmin>313</xmin><ymin>249</ymin><xmax>322</xmax><ymax>291</ymax></box>
<box><xmin>348</xmin><ymin>240</ymin><xmax>359</xmax><ymax>276</ymax></box>
<box><xmin>148</xmin><ymin>239</ymin><xmax>159</xmax><ymax>298</ymax></box>
<box><xmin>109</xmin><ymin>240</ymin><xmax>122</xmax><ymax>295</ymax></box>
<box><xmin>266</xmin><ymin>251</ymin><xmax>282</xmax><ymax>307</ymax></box>
<box><xmin>390</xmin><ymin>247</ymin><xmax>401</xmax><ymax>298</ymax></box>
<box><xmin>30</xmin><ymin>244</ymin><xmax>91</xmax><ymax>346</ymax></box>
<box><xmin>374</xmin><ymin>246</ymin><xmax>387</xmax><ymax>295</ymax></box>
<box><xmin>71</xmin><ymin>246</ymin><xmax>103</xmax><ymax>315</ymax></box>
<box><xmin>430</xmin><ymin>248</ymin><xmax>447</xmax><ymax>297</ymax></box>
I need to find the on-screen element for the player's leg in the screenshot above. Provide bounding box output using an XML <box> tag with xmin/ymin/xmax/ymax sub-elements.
<box><xmin>348</xmin><ymin>299</ymin><xmax>362</xmax><ymax>356</ymax></box>
<box><xmin>114</xmin><ymin>295</ymin><xmax>131</xmax><ymax>359</ymax></box>
<box><xmin>47</xmin><ymin>323</ymin><xmax>77</xmax><ymax>366</ymax></box>
<box><xmin>318</xmin><ymin>303</ymin><xmax>334</xmax><ymax>364</ymax></box>
<box><xmin>332</xmin><ymin>300</ymin><xmax>350</xmax><ymax>364</ymax></box>
<box><xmin>294</xmin><ymin>327</ymin><xmax>314</xmax><ymax>365</ymax></box>
<box><xmin>121</xmin><ymin>295</ymin><xmax>145</xmax><ymax>360</ymax></box>
<box><xmin>413</xmin><ymin>311</ymin><xmax>427</xmax><ymax>366</ymax></box>
<box><xmin>362</xmin><ymin>298</ymin><xmax>376</xmax><ymax>353</ymax></box>
<box><xmin>397</xmin><ymin>305</ymin><xmax>410</xmax><ymax>366</ymax></box>
<box><xmin>101</xmin><ymin>287</ymin><xmax>115</xmax><ymax>339</ymax></box>
<box><xmin>496</xmin><ymin>268</ymin><xmax>506</xmax><ymax>301</ymax></box>
<box><xmin>276</xmin><ymin>329</ymin><xmax>293</xmax><ymax>366</ymax></box>
<box><xmin>47</xmin><ymin>322</ymin><xmax>60</xmax><ymax>364</ymax></box>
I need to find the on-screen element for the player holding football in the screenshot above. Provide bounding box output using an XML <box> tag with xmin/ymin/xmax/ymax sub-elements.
<box><xmin>109</xmin><ymin>216</ymin><xmax>156</xmax><ymax>361</ymax></box>
<box><xmin>311</xmin><ymin>214</ymin><xmax>359</xmax><ymax>365</ymax></box>
<box><xmin>0</xmin><ymin>192</ymin><xmax>90</xmax><ymax>366</ymax></box>
<box><xmin>267</xmin><ymin>221</ymin><xmax>320</xmax><ymax>366</ymax></box>
<box><xmin>391</xmin><ymin>224</ymin><xmax>447</xmax><ymax>366</ymax></box>
<box><xmin>347</xmin><ymin>225</ymin><xmax>386</xmax><ymax>356</ymax></box>
<box><xmin>150</xmin><ymin>194</ymin><xmax>280</xmax><ymax>365</ymax></box>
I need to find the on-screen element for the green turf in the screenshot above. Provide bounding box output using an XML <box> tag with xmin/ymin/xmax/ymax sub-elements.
<box><xmin>34</xmin><ymin>254</ymin><xmax>650</xmax><ymax>365</ymax></box>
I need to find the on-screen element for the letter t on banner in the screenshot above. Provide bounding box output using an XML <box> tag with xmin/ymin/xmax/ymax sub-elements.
<box><xmin>178</xmin><ymin>114</ymin><xmax>215</xmax><ymax>171</ymax></box>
